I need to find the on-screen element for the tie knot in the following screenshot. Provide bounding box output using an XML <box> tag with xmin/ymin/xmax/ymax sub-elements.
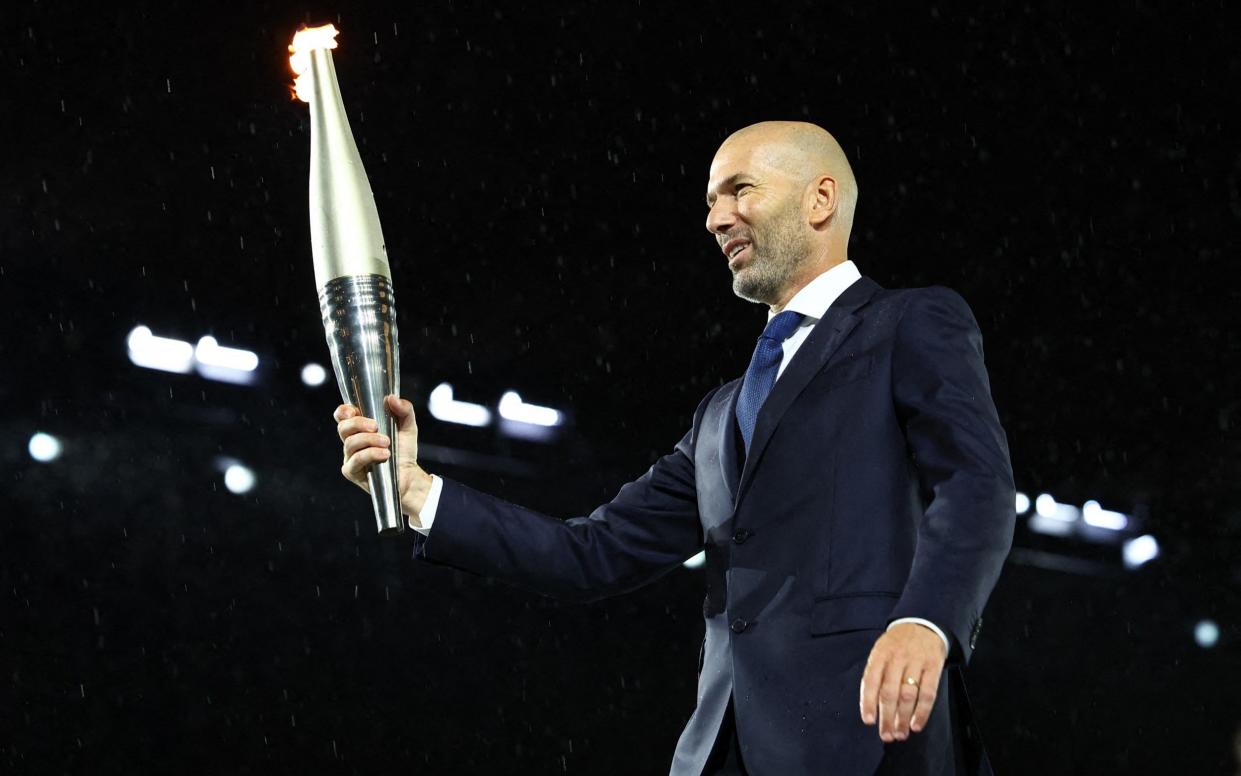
<box><xmin>761</xmin><ymin>310</ymin><xmax>803</xmax><ymax>343</ymax></box>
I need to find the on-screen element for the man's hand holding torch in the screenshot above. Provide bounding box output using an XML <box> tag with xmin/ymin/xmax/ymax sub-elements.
<box><xmin>335</xmin><ymin>397</ymin><xmax>435</xmax><ymax>527</ymax></box>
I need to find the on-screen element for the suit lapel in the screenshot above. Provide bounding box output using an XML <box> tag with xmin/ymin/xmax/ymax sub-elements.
<box><xmin>737</xmin><ymin>276</ymin><xmax>881</xmax><ymax>503</ymax></box>
<box><xmin>716</xmin><ymin>381</ymin><xmax>743</xmax><ymax>502</ymax></box>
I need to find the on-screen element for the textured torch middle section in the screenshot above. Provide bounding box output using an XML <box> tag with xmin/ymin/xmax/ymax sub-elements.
<box><xmin>306</xmin><ymin>45</ymin><xmax>404</xmax><ymax>535</ymax></box>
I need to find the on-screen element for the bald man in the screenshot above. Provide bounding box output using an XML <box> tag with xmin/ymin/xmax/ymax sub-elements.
<box><xmin>336</xmin><ymin>122</ymin><xmax>1014</xmax><ymax>775</ymax></box>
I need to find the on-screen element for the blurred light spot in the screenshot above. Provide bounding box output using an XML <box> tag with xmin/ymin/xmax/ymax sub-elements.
<box><xmin>1028</xmin><ymin>514</ymin><xmax>1073</xmax><ymax>537</ymax></box>
<box><xmin>1194</xmin><ymin>619</ymin><xmax>1219</xmax><ymax>648</ymax></box>
<box><xmin>498</xmin><ymin>391</ymin><xmax>562</xmax><ymax>427</ymax></box>
<box><xmin>1122</xmin><ymin>534</ymin><xmax>1159</xmax><ymax>569</ymax></box>
<box><xmin>127</xmin><ymin>325</ymin><xmax>194</xmax><ymax>373</ymax></box>
<box><xmin>1034</xmin><ymin>494</ymin><xmax>1079</xmax><ymax>523</ymax></box>
<box><xmin>195</xmin><ymin>336</ymin><xmax>259</xmax><ymax>384</ymax></box>
<box><xmin>224</xmin><ymin>464</ymin><xmax>256</xmax><ymax>494</ymax></box>
<box><xmin>428</xmin><ymin>383</ymin><xmax>491</xmax><ymax>427</ymax></box>
<box><xmin>1015</xmin><ymin>492</ymin><xmax>1030</xmax><ymax>514</ymax></box>
<box><xmin>1082</xmin><ymin>500</ymin><xmax>1128</xmax><ymax>531</ymax></box>
<box><xmin>28</xmin><ymin>432</ymin><xmax>62</xmax><ymax>462</ymax></box>
<box><xmin>301</xmin><ymin>362</ymin><xmax>328</xmax><ymax>387</ymax></box>
<box><xmin>683</xmin><ymin>551</ymin><xmax>705</xmax><ymax>570</ymax></box>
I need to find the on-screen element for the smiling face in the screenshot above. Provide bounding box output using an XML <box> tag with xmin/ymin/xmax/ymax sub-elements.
<box><xmin>706</xmin><ymin>135</ymin><xmax>817</xmax><ymax>306</ymax></box>
<box><xmin>705</xmin><ymin>122</ymin><xmax>857</xmax><ymax>310</ymax></box>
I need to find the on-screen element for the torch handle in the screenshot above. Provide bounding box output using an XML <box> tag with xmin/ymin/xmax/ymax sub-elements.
<box><xmin>320</xmin><ymin>274</ymin><xmax>404</xmax><ymax>535</ymax></box>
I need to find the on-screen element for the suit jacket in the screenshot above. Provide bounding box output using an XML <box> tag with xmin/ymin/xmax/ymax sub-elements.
<box><xmin>413</xmin><ymin>277</ymin><xmax>1015</xmax><ymax>775</ymax></box>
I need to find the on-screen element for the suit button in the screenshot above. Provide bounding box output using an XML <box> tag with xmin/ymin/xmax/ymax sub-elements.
<box><xmin>730</xmin><ymin>618</ymin><xmax>749</xmax><ymax>633</ymax></box>
<box><xmin>732</xmin><ymin>529</ymin><xmax>752</xmax><ymax>545</ymax></box>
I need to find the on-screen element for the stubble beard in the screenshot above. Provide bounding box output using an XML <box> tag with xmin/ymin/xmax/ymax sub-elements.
<box><xmin>730</xmin><ymin>198</ymin><xmax>814</xmax><ymax>306</ymax></box>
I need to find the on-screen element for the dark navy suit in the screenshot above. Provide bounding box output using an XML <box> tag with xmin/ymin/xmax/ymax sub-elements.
<box><xmin>414</xmin><ymin>276</ymin><xmax>1014</xmax><ymax>774</ymax></box>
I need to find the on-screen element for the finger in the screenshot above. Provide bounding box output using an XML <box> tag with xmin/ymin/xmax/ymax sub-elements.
<box><xmin>859</xmin><ymin>652</ymin><xmax>886</xmax><ymax>726</ymax></box>
<box><xmin>878</xmin><ymin>660</ymin><xmax>906</xmax><ymax>742</ymax></box>
<box><xmin>333</xmin><ymin>404</ymin><xmax>359</xmax><ymax>423</ymax></box>
<box><xmin>341</xmin><ymin>446</ymin><xmax>391</xmax><ymax>482</ymax></box>
<box><xmin>893</xmin><ymin>668</ymin><xmax>921</xmax><ymax>741</ymax></box>
<box><xmin>343</xmin><ymin>432</ymin><xmax>390</xmax><ymax>458</ymax></box>
<box><xmin>337</xmin><ymin>416</ymin><xmax>379</xmax><ymax>443</ymax></box>
<box><xmin>910</xmin><ymin>662</ymin><xmax>943</xmax><ymax>733</ymax></box>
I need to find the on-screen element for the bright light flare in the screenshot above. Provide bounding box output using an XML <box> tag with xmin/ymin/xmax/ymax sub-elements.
<box><xmin>288</xmin><ymin>24</ymin><xmax>339</xmax><ymax>102</ymax></box>
<box><xmin>428</xmin><ymin>383</ymin><xmax>491</xmax><ymax>427</ymax></box>
<box><xmin>1035</xmin><ymin>494</ymin><xmax>1079</xmax><ymax>522</ymax></box>
<box><xmin>1015</xmin><ymin>492</ymin><xmax>1030</xmax><ymax>514</ymax></box>
<box><xmin>224</xmin><ymin>464</ymin><xmax>256</xmax><ymax>495</ymax></box>
<box><xmin>1082</xmin><ymin>500</ymin><xmax>1129</xmax><ymax>531</ymax></box>
<box><xmin>498</xmin><ymin>391</ymin><xmax>562</xmax><ymax>427</ymax></box>
<box><xmin>28</xmin><ymin>432</ymin><xmax>62</xmax><ymax>463</ymax></box>
<box><xmin>195</xmin><ymin>337</ymin><xmax>259</xmax><ymax>372</ymax></box>
<box><xmin>682</xmin><ymin>551</ymin><xmax>706</xmax><ymax>570</ymax></box>
<box><xmin>1194</xmin><ymin>619</ymin><xmax>1219</xmax><ymax>648</ymax></box>
<box><xmin>301</xmin><ymin>362</ymin><xmax>328</xmax><ymax>387</ymax></box>
<box><xmin>127</xmin><ymin>325</ymin><xmax>195</xmax><ymax>374</ymax></box>
<box><xmin>1122</xmin><ymin>534</ymin><xmax>1160</xmax><ymax>569</ymax></box>
<box><xmin>194</xmin><ymin>336</ymin><xmax>259</xmax><ymax>385</ymax></box>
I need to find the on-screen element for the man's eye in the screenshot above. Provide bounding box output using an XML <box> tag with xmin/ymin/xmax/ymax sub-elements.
<box><xmin>736</xmin><ymin>184</ymin><xmax>752</xmax><ymax>194</ymax></box>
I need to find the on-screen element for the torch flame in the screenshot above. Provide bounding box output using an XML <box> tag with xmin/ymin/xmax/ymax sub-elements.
<box><xmin>288</xmin><ymin>24</ymin><xmax>340</xmax><ymax>102</ymax></box>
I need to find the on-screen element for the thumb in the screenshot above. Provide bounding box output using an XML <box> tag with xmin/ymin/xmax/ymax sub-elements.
<box><xmin>385</xmin><ymin>395</ymin><xmax>416</xmax><ymax>431</ymax></box>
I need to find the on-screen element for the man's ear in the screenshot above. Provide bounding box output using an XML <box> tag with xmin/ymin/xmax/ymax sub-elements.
<box><xmin>807</xmin><ymin>174</ymin><xmax>838</xmax><ymax>228</ymax></box>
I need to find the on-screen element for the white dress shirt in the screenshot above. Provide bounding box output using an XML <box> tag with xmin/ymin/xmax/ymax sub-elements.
<box><xmin>411</xmin><ymin>260</ymin><xmax>949</xmax><ymax>651</ymax></box>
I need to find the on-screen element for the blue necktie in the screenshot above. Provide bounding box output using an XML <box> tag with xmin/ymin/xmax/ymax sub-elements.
<box><xmin>735</xmin><ymin>310</ymin><xmax>803</xmax><ymax>454</ymax></box>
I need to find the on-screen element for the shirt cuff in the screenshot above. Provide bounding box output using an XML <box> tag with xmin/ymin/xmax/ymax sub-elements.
<box><xmin>888</xmin><ymin>617</ymin><xmax>951</xmax><ymax>654</ymax></box>
<box><xmin>408</xmin><ymin>474</ymin><xmax>443</xmax><ymax>535</ymax></box>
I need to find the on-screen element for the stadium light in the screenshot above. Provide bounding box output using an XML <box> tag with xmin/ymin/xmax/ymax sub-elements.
<box><xmin>127</xmin><ymin>325</ymin><xmax>194</xmax><ymax>374</ymax></box>
<box><xmin>301</xmin><ymin>362</ymin><xmax>328</xmax><ymax>387</ymax></box>
<box><xmin>224</xmin><ymin>464</ymin><xmax>256</xmax><ymax>495</ymax></box>
<box><xmin>194</xmin><ymin>336</ymin><xmax>259</xmax><ymax>385</ymax></box>
<box><xmin>28</xmin><ymin>432</ymin><xmax>62</xmax><ymax>463</ymax></box>
<box><xmin>498</xmin><ymin>391</ymin><xmax>562</xmax><ymax>427</ymax></box>
<box><xmin>1122</xmin><ymin>534</ymin><xmax>1160</xmax><ymax>569</ymax></box>
<box><xmin>1015</xmin><ymin>492</ymin><xmax>1030</xmax><ymax>514</ymax></box>
<box><xmin>1194</xmin><ymin>619</ymin><xmax>1219</xmax><ymax>649</ymax></box>
<box><xmin>428</xmin><ymin>383</ymin><xmax>491</xmax><ymax>427</ymax></box>
<box><xmin>1082</xmin><ymin>500</ymin><xmax>1129</xmax><ymax>531</ymax></box>
<box><xmin>1029</xmin><ymin>494</ymin><xmax>1080</xmax><ymax>536</ymax></box>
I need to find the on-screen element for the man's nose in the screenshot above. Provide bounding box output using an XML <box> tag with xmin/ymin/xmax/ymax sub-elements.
<box><xmin>705</xmin><ymin>199</ymin><xmax>736</xmax><ymax>235</ymax></box>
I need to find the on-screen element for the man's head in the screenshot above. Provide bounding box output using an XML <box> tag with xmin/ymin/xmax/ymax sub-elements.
<box><xmin>705</xmin><ymin>121</ymin><xmax>858</xmax><ymax>310</ymax></box>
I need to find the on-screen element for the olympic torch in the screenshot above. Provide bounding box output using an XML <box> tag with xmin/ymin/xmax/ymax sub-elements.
<box><xmin>290</xmin><ymin>25</ymin><xmax>404</xmax><ymax>535</ymax></box>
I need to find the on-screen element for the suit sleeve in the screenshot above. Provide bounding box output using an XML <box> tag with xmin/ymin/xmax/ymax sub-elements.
<box><xmin>888</xmin><ymin>288</ymin><xmax>1015</xmax><ymax>662</ymax></box>
<box><xmin>409</xmin><ymin>393</ymin><xmax>714</xmax><ymax>603</ymax></box>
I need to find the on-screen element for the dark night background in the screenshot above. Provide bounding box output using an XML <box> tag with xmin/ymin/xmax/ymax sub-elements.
<box><xmin>3</xmin><ymin>1</ymin><xmax>1239</xmax><ymax>773</ymax></box>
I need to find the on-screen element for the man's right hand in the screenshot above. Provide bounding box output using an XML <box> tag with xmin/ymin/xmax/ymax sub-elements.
<box><xmin>334</xmin><ymin>395</ymin><xmax>434</xmax><ymax>521</ymax></box>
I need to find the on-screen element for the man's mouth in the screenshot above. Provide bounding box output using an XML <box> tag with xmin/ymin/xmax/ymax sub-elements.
<box><xmin>722</xmin><ymin>238</ymin><xmax>752</xmax><ymax>265</ymax></box>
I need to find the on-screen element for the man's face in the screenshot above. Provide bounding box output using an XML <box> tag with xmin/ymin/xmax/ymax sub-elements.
<box><xmin>705</xmin><ymin>138</ymin><xmax>813</xmax><ymax>305</ymax></box>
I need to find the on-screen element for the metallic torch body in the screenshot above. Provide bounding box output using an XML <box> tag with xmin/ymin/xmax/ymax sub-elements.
<box><xmin>306</xmin><ymin>47</ymin><xmax>404</xmax><ymax>535</ymax></box>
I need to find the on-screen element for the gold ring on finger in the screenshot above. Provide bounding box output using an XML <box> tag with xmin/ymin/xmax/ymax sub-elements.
<box><xmin>904</xmin><ymin>676</ymin><xmax>919</xmax><ymax>687</ymax></box>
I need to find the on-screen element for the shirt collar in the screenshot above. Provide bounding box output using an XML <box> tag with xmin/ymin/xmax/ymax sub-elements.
<box><xmin>767</xmin><ymin>260</ymin><xmax>862</xmax><ymax>324</ymax></box>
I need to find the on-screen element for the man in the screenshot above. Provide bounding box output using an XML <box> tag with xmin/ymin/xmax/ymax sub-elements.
<box><xmin>334</xmin><ymin>121</ymin><xmax>1014</xmax><ymax>774</ymax></box>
